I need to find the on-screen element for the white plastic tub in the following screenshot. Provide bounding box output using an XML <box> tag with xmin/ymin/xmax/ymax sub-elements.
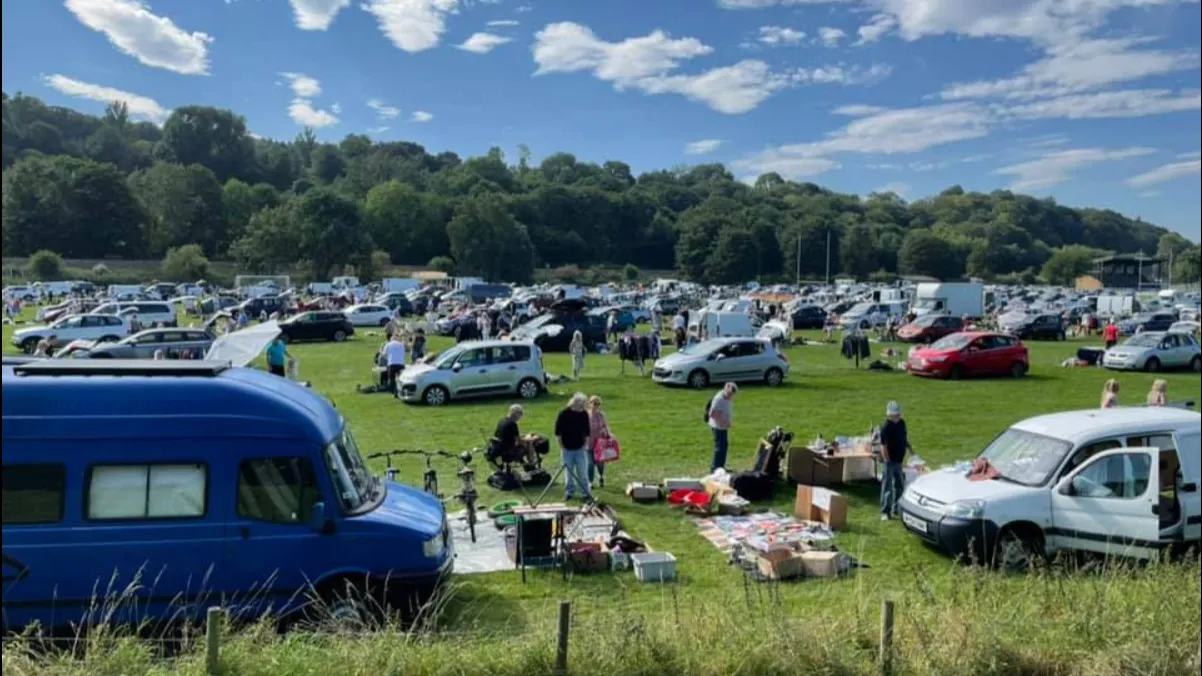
<box><xmin>631</xmin><ymin>552</ymin><xmax>677</xmax><ymax>582</ymax></box>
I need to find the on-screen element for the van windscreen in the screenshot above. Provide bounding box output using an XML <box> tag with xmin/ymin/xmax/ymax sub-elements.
<box><xmin>324</xmin><ymin>429</ymin><xmax>376</xmax><ymax>512</ymax></box>
<box><xmin>979</xmin><ymin>429</ymin><xmax>1073</xmax><ymax>487</ymax></box>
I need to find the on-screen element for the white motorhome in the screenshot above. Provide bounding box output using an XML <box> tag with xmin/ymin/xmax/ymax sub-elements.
<box><xmin>912</xmin><ymin>283</ymin><xmax>984</xmax><ymax>318</ymax></box>
<box><xmin>332</xmin><ymin>275</ymin><xmax>360</xmax><ymax>290</ymax></box>
<box><xmin>1096</xmin><ymin>294</ymin><xmax>1139</xmax><ymax>318</ymax></box>
<box><xmin>899</xmin><ymin>407</ymin><xmax>1201</xmax><ymax>569</ymax></box>
<box><xmin>382</xmin><ymin>278</ymin><xmax>420</xmax><ymax>294</ymax></box>
<box><xmin>106</xmin><ymin>284</ymin><xmax>143</xmax><ymax>300</ymax></box>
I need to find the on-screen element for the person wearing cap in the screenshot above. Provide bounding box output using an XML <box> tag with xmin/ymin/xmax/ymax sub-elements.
<box><xmin>707</xmin><ymin>383</ymin><xmax>737</xmax><ymax>472</ymax></box>
<box><xmin>879</xmin><ymin>401</ymin><xmax>912</xmax><ymax>521</ymax></box>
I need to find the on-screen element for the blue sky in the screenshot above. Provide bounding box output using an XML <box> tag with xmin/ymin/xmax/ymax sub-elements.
<box><xmin>3</xmin><ymin>0</ymin><xmax>1200</xmax><ymax>241</ymax></box>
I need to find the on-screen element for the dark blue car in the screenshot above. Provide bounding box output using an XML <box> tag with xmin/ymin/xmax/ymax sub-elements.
<box><xmin>1</xmin><ymin>360</ymin><xmax>450</xmax><ymax>632</ymax></box>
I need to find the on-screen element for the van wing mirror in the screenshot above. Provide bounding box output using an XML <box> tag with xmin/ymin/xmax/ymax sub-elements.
<box><xmin>309</xmin><ymin>501</ymin><xmax>335</xmax><ymax>535</ymax></box>
<box><xmin>1057</xmin><ymin>477</ymin><xmax>1076</xmax><ymax>496</ymax></box>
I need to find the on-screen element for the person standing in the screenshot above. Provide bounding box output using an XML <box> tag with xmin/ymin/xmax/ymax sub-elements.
<box><xmin>1101</xmin><ymin>379</ymin><xmax>1121</xmax><ymax>408</ymax></box>
<box><xmin>1103</xmin><ymin>319</ymin><xmax>1119</xmax><ymax>350</ymax></box>
<box><xmin>410</xmin><ymin>328</ymin><xmax>426</xmax><ymax>363</ymax></box>
<box><xmin>879</xmin><ymin>401</ymin><xmax>912</xmax><ymax>521</ymax></box>
<box><xmin>672</xmin><ymin>310</ymin><xmax>687</xmax><ymax>350</ymax></box>
<box><xmin>587</xmin><ymin>395</ymin><xmax>613</xmax><ymax>488</ymax></box>
<box><xmin>569</xmin><ymin>330</ymin><xmax>586</xmax><ymax>380</ymax></box>
<box><xmin>1146</xmin><ymin>379</ymin><xmax>1167</xmax><ymax>407</ymax></box>
<box><xmin>265</xmin><ymin>336</ymin><xmax>291</xmax><ymax>377</ymax></box>
<box><xmin>606</xmin><ymin>310</ymin><xmax>620</xmax><ymax>345</ymax></box>
<box><xmin>651</xmin><ymin>304</ymin><xmax>663</xmax><ymax>336</ymax></box>
<box><xmin>707</xmin><ymin>383</ymin><xmax>737</xmax><ymax>472</ymax></box>
<box><xmin>383</xmin><ymin>333</ymin><xmax>407</xmax><ymax>395</ymax></box>
<box><xmin>555</xmin><ymin>393</ymin><xmax>593</xmax><ymax>502</ymax></box>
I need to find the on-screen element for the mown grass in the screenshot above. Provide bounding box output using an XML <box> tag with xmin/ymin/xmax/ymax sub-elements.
<box><xmin>3</xmin><ymin>317</ymin><xmax>1200</xmax><ymax>674</ymax></box>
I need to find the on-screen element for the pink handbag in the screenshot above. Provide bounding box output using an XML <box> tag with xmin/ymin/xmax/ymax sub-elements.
<box><xmin>593</xmin><ymin>437</ymin><xmax>620</xmax><ymax>464</ymax></box>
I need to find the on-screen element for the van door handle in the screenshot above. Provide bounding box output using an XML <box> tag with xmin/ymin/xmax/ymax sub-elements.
<box><xmin>507</xmin><ymin>366</ymin><xmax>517</xmax><ymax>371</ymax></box>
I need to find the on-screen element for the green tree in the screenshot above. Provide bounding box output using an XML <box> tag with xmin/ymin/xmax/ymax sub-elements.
<box><xmin>706</xmin><ymin>227</ymin><xmax>761</xmax><ymax>284</ymax></box>
<box><xmin>295</xmin><ymin>187</ymin><xmax>372</xmax><ymax>280</ymax></box>
<box><xmin>128</xmin><ymin>163</ymin><xmax>227</xmax><ymax>257</ymax></box>
<box><xmin>1041</xmin><ymin>245</ymin><xmax>1103</xmax><ymax>286</ymax></box>
<box><xmin>221</xmin><ymin>179</ymin><xmax>257</xmax><ymax>245</ymax></box>
<box><xmin>899</xmin><ymin>230</ymin><xmax>962</xmax><ymax>280</ymax></box>
<box><xmin>2</xmin><ymin>155</ymin><xmax>146</xmax><ymax>258</ymax></box>
<box><xmin>622</xmin><ymin>264</ymin><xmax>640</xmax><ymax>281</ymax></box>
<box><xmin>161</xmin><ymin>244</ymin><xmax>210</xmax><ymax>281</ymax></box>
<box><xmin>1158</xmin><ymin>232</ymin><xmax>1194</xmax><ymax>264</ymax></box>
<box><xmin>230</xmin><ymin>204</ymin><xmax>303</xmax><ymax>273</ymax></box>
<box><xmin>310</xmin><ymin>145</ymin><xmax>346</xmax><ymax>184</ymax></box>
<box><xmin>25</xmin><ymin>249</ymin><xmax>64</xmax><ymax>280</ymax></box>
<box><xmin>447</xmin><ymin>197</ymin><xmax>535</xmax><ymax>283</ymax></box>
<box><xmin>840</xmin><ymin>223</ymin><xmax>879</xmax><ymax>279</ymax></box>
<box><xmin>1171</xmin><ymin>246</ymin><xmax>1200</xmax><ymax>284</ymax></box>
<box><xmin>428</xmin><ymin>255</ymin><xmax>456</xmax><ymax>274</ymax></box>
<box><xmin>363</xmin><ymin>180</ymin><xmax>449</xmax><ymax>264</ymax></box>
<box><xmin>160</xmin><ymin>106</ymin><xmax>255</xmax><ymax>182</ymax></box>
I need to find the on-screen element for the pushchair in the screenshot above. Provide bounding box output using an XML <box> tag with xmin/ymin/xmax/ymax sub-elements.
<box><xmin>485</xmin><ymin>433</ymin><xmax>552</xmax><ymax>491</ymax></box>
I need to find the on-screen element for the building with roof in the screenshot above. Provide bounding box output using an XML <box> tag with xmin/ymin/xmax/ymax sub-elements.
<box><xmin>1092</xmin><ymin>254</ymin><xmax>1165</xmax><ymax>290</ymax></box>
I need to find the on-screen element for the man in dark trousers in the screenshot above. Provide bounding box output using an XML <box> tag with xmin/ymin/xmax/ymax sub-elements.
<box><xmin>879</xmin><ymin>401</ymin><xmax>913</xmax><ymax>521</ymax></box>
<box><xmin>707</xmin><ymin>383</ymin><xmax>737</xmax><ymax>472</ymax></box>
<box><xmin>555</xmin><ymin>393</ymin><xmax>593</xmax><ymax>502</ymax></box>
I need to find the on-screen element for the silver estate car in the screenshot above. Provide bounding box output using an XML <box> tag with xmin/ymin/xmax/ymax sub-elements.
<box><xmin>398</xmin><ymin>340</ymin><xmax>546</xmax><ymax>406</ymax></box>
<box><xmin>1103</xmin><ymin>331</ymin><xmax>1202</xmax><ymax>373</ymax></box>
<box><xmin>652</xmin><ymin>337</ymin><xmax>790</xmax><ymax>389</ymax></box>
<box><xmin>85</xmin><ymin>328</ymin><xmax>215</xmax><ymax>359</ymax></box>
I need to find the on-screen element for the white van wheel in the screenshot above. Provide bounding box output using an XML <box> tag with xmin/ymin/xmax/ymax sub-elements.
<box><xmin>994</xmin><ymin>528</ymin><xmax>1043</xmax><ymax>573</ymax></box>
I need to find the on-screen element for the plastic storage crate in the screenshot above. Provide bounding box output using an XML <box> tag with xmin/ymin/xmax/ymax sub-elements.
<box><xmin>631</xmin><ymin>552</ymin><xmax>677</xmax><ymax>582</ymax></box>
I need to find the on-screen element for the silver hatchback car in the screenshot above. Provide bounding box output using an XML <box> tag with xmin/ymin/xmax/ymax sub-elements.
<box><xmin>398</xmin><ymin>340</ymin><xmax>546</xmax><ymax>406</ymax></box>
<box><xmin>652</xmin><ymin>337</ymin><xmax>790</xmax><ymax>389</ymax></box>
<box><xmin>1103</xmin><ymin>331</ymin><xmax>1202</xmax><ymax>373</ymax></box>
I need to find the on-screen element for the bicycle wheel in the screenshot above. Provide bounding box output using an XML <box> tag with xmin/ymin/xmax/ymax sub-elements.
<box><xmin>425</xmin><ymin>472</ymin><xmax>439</xmax><ymax>497</ymax></box>
<box><xmin>465</xmin><ymin>501</ymin><xmax>478</xmax><ymax>543</ymax></box>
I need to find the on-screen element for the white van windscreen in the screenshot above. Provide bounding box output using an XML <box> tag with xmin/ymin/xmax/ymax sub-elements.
<box><xmin>979</xmin><ymin>429</ymin><xmax>1073</xmax><ymax>486</ymax></box>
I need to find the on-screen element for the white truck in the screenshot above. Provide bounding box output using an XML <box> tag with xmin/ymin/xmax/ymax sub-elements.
<box><xmin>1096</xmin><ymin>294</ymin><xmax>1139</xmax><ymax>318</ymax></box>
<box><xmin>382</xmin><ymin>278</ymin><xmax>420</xmax><ymax>294</ymax></box>
<box><xmin>911</xmin><ymin>283</ymin><xmax>984</xmax><ymax>319</ymax></box>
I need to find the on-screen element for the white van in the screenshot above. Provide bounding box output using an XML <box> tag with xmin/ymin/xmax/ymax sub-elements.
<box><xmin>91</xmin><ymin>301</ymin><xmax>178</xmax><ymax>327</ymax></box>
<box><xmin>899</xmin><ymin>408</ymin><xmax>1201</xmax><ymax>569</ymax></box>
<box><xmin>688</xmin><ymin>310</ymin><xmax>762</xmax><ymax>339</ymax></box>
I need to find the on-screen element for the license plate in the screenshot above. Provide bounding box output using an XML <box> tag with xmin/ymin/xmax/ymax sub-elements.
<box><xmin>902</xmin><ymin>513</ymin><xmax>928</xmax><ymax>534</ymax></box>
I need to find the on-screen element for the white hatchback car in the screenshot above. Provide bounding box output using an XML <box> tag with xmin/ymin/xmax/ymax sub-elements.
<box><xmin>398</xmin><ymin>340</ymin><xmax>546</xmax><ymax>406</ymax></box>
<box><xmin>344</xmin><ymin>304</ymin><xmax>394</xmax><ymax>327</ymax></box>
<box><xmin>11</xmin><ymin>314</ymin><xmax>131</xmax><ymax>354</ymax></box>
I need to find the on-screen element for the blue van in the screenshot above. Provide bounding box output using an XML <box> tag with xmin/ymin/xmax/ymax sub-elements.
<box><xmin>2</xmin><ymin>360</ymin><xmax>451</xmax><ymax>632</ymax></box>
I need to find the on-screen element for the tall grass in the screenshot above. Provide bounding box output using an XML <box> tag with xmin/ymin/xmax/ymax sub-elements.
<box><xmin>5</xmin><ymin>559</ymin><xmax>1198</xmax><ymax>676</ymax></box>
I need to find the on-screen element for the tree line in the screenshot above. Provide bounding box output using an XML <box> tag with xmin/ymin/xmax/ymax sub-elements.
<box><xmin>3</xmin><ymin>91</ymin><xmax>1199</xmax><ymax>286</ymax></box>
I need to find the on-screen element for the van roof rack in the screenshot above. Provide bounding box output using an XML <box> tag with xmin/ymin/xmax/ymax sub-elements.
<box><xmin>12</xmin><ymin>360</ymin><xmax>230</xmax><ymax>378</ymax></box>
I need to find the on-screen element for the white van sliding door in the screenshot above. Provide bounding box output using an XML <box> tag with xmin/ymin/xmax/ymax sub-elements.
<box><xmin>1174</xmin><ymin>432</ymin><xmax>1201</xmax><ymax>543</ymax></box>
<box><xmin>1049</xmin><ymin>448</ymin><xmax>1161</xmax><ymax>560</ymax></box>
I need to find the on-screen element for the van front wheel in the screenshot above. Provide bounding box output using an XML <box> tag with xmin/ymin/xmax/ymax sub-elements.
<box><xmin>993</xmin><ymin>527</ymin><xmax>1044</xmax><ymax>574</ymax></box>
<box><xmin>21</xmin><ymin>338</ymin><xmax>40</xmax><ymax>354</ymax></box>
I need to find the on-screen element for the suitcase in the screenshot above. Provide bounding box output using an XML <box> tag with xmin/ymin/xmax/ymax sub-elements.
<box><xmin>731</xmin><ymin>470</ymin><xmax>774</xmax><ymax>502</ymax></box>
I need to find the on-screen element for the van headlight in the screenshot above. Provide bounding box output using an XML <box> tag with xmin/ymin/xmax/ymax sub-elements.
<box><xmin>944</xmin><ymin>500</ymin><xmax>985</xmax><ymax>520</ymax></box>
<box><xmin>423</xmin><ymin>533</ymin><xmax>444</xmax><ymax>558</ymax></box>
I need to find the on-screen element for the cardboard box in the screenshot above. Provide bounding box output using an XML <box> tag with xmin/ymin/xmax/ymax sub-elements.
<box><xmin>627</xmin><ymin>482</ymin><xmax>662</xmax><ymax>503</ymax></box>
<box><xmin>704</xmin><ymin>478</ymin><xmax>735</xmax><ymax>497</ymax></box>
<box><xmin>794</xmin><ymin>485</ymin><xmax>848</xmax><ymax>530</ymax></box>
<box><xmin>756</xmin><ymin>548</ymin><xmax>806</xmax><ymax>581</ymax></box>
<box><xmin>800</xmin><ymin>550</ymin><xmax>847</xmax><ymax>578</ymax></box>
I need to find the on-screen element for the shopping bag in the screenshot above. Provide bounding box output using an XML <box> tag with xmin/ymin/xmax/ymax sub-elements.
<box><xmin>593</xmin><ymin>437</ymin><xmax>620</xmax><ymax>464</ymax></box>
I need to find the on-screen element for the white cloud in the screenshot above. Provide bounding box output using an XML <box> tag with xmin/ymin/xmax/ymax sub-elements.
<box><xmin>411</xmin><ymin>110</ymin><xmax>434</xmax><ymax>122</ymax></box>
<box><xmin>64</xmin><ymin>0</ymin><xmax>212</xmax><ymax>75</ymax></box>
<box><xmin>818</xmin><ymin>27</ymin><xmax>847</xmax><ymax>47</ymax></box>
<box><xmin>1002</xmin><ymin>89</ymin><xmax>1201</xmax><ymax>120</ymax></box>
<box><xmin>719</xmin><ymin>0</ymin><xmax>849</xmax><ymax>8</ymax></box>
<box><xmin>289</xmin><ymin>99</ymin><xmax>340</xmax><ymax>127</ymax></box>
<box><xmin>1179</xmin><ymin>150</ymin><xmax>1202</xmax><ymax>159</ymax></box>
<box><xmin>367</xmin><ymin>98</ymin><xmax>401</xmax><ymax>119</ymax></box>
<box><xmin>331</xmin><ymin>102</ymin><xmax>342</xmax><ymax>114</ymax></box>
<box><xmin>876</xmin><ymin>181</ymin><xmax>911</xmax><ymax>198</ymax></box>
<box><xmin>1125</xmin><ymin>159</ymin><xmax>1202</xmax><ymax>188</ymax></box>
<box><xmin>42</xmin><ymin>73</ymin><xmax>169</xmax><ymax>123</ymax></box>
<box><xmin>993</xmin><ymin>147</ymin><xmax>1154</xmax><ymax>191</ymax></box>
<box><xmin>1138</xmin><ymin>190</ymin><xmax>1161</xmax><ymax>198</ymax></box>
<box><xmin>287</xmin><ymin>0</ymin><xmax>351</xmax><ymax>30</ymax></box>
<box><xmin>364</xmin><ymin>0</ymin><xmax>461</xmax><ymax>53</ymax></box>
<box><xmin>487</xmin><ymin>19</ymin><xmax>520</xmax><ymax>27</ymax></box>
<box><xmin>832</xmin><ymin>104</ymin><xmax>886</xmax><ymax>116</ymax></box>
<box><xmin>458</xmin><ymin>32</ymin><xmax>513</xmax><ymax>53</ymax></box>
<box><xmin>758</xmin><ymin>26</ymin><xmax>806</xmax><ymax>46</ymax></box>
<box><xmin>516</xmin><ymin>4</ymin><xmax>533</xmax><ymax>11</ymax></box>
<box><xmin>685</xmin><ymin>139</ymin><xmax>726</xmax><ymax>155</ymax></box>
<box><xmin>942</xmin><ymin>37</ymin><xmax>1200</xmax><ymax>101</ymax></box>
<box><xmin>367</xmin><ymin>125</ymin><xmax>391</xmax><ymax>134</ymax></box>
<box><xmin>856</xmin><ymin>13</ymin><xmax>895</xmax><ymax>45</ymax></box>
<box><xmin>533</xmin><ymin>22</ymin><xmax>887</xmax><ymax>114</ymax></box>
<box><xmin>280</xmin><ymin>72</ymin><xmax>322</xmax><ymax>98</ymax></box>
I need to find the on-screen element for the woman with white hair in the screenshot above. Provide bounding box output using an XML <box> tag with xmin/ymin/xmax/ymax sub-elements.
<box><xmin>554</xmin><ymin>392</ymin><xmax>593</xmax><ymax>502</ymax></box>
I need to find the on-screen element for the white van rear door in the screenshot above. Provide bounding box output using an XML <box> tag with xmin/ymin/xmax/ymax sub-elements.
<box><xmin>1049</xmin><ymin>447</ymin><xmax>1161</xmax><ymax>559</ymax></box>
<box><xmin>1175</xmin><ymin>431</ymin><xmax>1201</xmax><ymax>543</ymax></box>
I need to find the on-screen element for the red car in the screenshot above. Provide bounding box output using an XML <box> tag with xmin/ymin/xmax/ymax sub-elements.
<box><xmin>908</xmin><ymin>332</ymin><xmax>1029</xmax><ymax>380</ymax></box>
<box><xmin>897</xmin><ymin>314</ymin><xmax>964</xmax><ymax>343</ymax></box>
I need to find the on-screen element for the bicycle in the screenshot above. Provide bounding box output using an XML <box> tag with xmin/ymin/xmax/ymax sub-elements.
<box><xmin>367</xmin><ymin>450</ymin><xmax>441</xmax><ymax>497</ymax></box>
<box><xmin>443</xmin><ymin>449</ymin><xmax>479</xmax><ymax>544</ymax></box>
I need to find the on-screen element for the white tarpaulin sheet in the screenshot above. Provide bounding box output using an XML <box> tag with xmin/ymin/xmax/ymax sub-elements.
<box><xmin>205</xmin><ymin>321</ymin><xmax>280</xmax><ymax>367</ymax></box>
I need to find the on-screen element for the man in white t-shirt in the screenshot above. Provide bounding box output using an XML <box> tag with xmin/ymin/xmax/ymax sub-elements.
<box><xmin>707</xmin><ymin>383</ymin><xmax>737</xmax><ymax>472</ymax></box>
<box><xmin>383</xmin><ymin>334</ymin><xmax>407</xmax><ymax>395</ymax></box>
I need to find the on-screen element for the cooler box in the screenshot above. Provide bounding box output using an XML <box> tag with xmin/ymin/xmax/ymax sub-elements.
<box><xmin>631</xmin><ymin>552</ymin><xmax>677</xmax><ymax>582</ymax></box>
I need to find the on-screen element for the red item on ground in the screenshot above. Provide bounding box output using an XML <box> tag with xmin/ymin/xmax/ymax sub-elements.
<box><xmin>667</xmin><ymin>489</ymin><xmax>712</xmax><ymax>507</ymax></box>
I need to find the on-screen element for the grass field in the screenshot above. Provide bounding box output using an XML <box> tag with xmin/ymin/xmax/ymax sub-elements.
<box><xmin>3</xmin><ymin>318</ymin><xmax>1201</xmax><ymax>675</ymax></box>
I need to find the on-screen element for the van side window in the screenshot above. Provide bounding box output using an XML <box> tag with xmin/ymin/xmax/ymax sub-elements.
<box><xmin>237</xmin><ymin>458</ymin><xmax>320</xmax><ymax>524</ymax></box>
<box><xmin>88</xmin><ymin>464</ymin><xmax>206</xmax><ymax>520</ymax></box>
<box><xmin>1072</xmin><ymin>454</ymin><xmax>1152</xmax><ymax>499</ymax></box>
<box><xmin>1061</xmin><ymin>439</ymin><xmax>1122</xmax><ymax>478</ymax></box>
<box><xmin>2</xmin><ymin>464</ymin><xmax>66</xmax><ymax>525</ymax></box>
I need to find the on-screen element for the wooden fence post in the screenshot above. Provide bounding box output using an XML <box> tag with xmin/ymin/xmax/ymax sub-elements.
<box><xmin>205</xmin><ymin>606</ymin><xmax>223</xmax><ymax>676</ymax></box>
<box><xmin>555</xmin><ymin>600</ymin><xmax>572</xmax><ymax>676</ymax></box>
<box><xmin>879</xmin><ymin>599</ymin><xmax>896</xmax><ymax>676</ymax></box>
